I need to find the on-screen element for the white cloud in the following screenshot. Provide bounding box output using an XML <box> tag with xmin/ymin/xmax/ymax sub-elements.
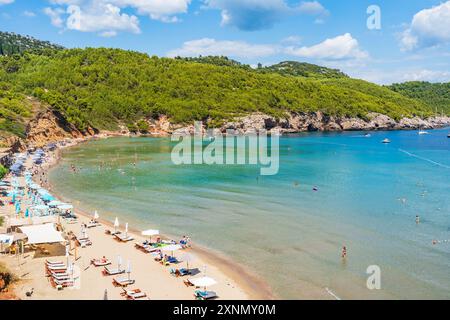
<box><xmin>167</xmin><ymin>38</ymin><xmax>280</xmax><ymax>58</ymax></box>
<box><xmin>168</xmin><ymin>34</ymin><xmax>369</xmax><ymax>62</ymax></box>
<box><xmin>399</xmin><ymin>69</ymin><xmax>450</xmax><ymax>82</ymax></box>
<box><xmin>49</xmin><ymin>0</ymin><xmax>82</xmax><ymax>4</ymax></box>
<box><xmin>0</xmin><ymin>0</ymin><xmax>14</xmax><ymax>5</ymax></box>
<box><xmin>281</xmin><ymin>35</ymin><xmax>302</xmax><ymax>45</ymax></box>
<box><xmin>44</xmin><ymin>0</ymin><xmax>191</xmax><ymax>36</ymax></box>
<box><xmin>401</xmin><ymin>1</ymin><xmax>450</xmax><ymax>51</ymax></box>
<box><xmin>23</xmin><ymin>10</ymin><xmax>36</xmax><ymax>17</ymax></box>
<box><xmin>44</xmin><ymin>7</ymin><xmax>66</xmax><ymax>28</ymax></box>
<box><xmin>352</xmin><ymin>68</ymin><xmax>450</xmax><ymax>85</ymax></box>
<box><xmin>109</xmin><ymin>0</ymin><xmax>191</xmax><ymax>22</ymax></box>
<box><xmin>297</xmin><ymin>1</ymin><xmax>328</xmax><ymax>16</ymax></box>
<box><xmin>286</xmin><ymin>33</ymin><xmax>368</xmax><ymax>60</ymax></box>
<box><xmin>99</xmin><ymin>30</ymin><xmax>117</xmax><ymax>37</ymax></box>
<box><xmin>66</xmin><ymin>3</ymin><xmax>140</xmax><ymax>35</ymax></box>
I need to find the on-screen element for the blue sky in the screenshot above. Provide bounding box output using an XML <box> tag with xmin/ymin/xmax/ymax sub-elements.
<box><xmin>1</xmin><ymin>0</ymin><xmax>449</xmax><ymax>84</ymax></box>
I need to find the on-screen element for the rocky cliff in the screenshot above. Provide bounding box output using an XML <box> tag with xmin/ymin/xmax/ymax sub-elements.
<box><xmin>5</xmin><ymin>110</ymin><xmax>450</xmax><ymax>151</ymax></box>
<box><xmin>25</xmin><ymin>109</ymin><xmax>96</xmax><ymax>148</ymax></box>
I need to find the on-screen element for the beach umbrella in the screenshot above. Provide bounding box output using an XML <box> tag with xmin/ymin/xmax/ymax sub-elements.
<box><xmin>68</xmin><ymin>262</ymin><xmax>74</xmax><ymax>280</ymax></box>
<box><xmin>127</xmin><ymin>260</ymin><xmax>132</xmax><ymax>280</ymax></box>
<box><xmin>189</xmin><ymin>276</ymin><xmax>217</xmax><ymax>290</ymax></box>
<box><xmin>117</xmin><ymin>255</ymin><xmax>122</xmax><ymax>270</ymax></box>
<box><xmin>180</xmin><ymin>253</ymin><xmax>195</xmax><ymax>271</ymax></box>
<box><xmin>142</xmin><ymin>229</ymin><xmax>159</xmax><ymax>243</ymax></box>
<box><xmin>93</xmin><ymin>211</ymin><xmax>99</xmax><ymax>220</ymax></box>
<box><xmin>114</xmin><ymin>217</ymin><xmax>119</xmax><ymax>233</ymax></box>
<box><xmin>65</xmin><ymin>244</ymin><xmax>70</xmax><ymax>265</ymax></box>
<box><xmin>161</xmin><ymin>244</ymin><xmax>182</xmax><ymax>257</ymax></box>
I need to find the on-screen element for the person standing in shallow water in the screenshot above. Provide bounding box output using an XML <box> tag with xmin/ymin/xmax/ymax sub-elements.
<box><xmin>416</xmin><ymin>215</ymin><xmax>420</xmax><ymax>224</ymax></box>
<box><xmin>341</xmin><ymin>246</ymin><xmax>347</xmax><ymax>259</ymax></box>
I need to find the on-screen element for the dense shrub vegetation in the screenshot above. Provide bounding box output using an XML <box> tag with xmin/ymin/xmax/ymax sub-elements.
<box><xmin>0</xmin><ymin>82</ymin><xmax>32</xmax><ymax>137</ymax></box>
<box><xmin>388</xmin><ymin>82</ymin><xmax>450</xmax><ymax>115</ymax></box>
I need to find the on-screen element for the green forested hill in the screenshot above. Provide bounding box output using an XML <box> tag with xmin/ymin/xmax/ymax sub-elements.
<box><xmin>263</xmin><ymin>61</ymin><xmax>348</xmax><ymax>79</ymax></box>
<box><xmin>388</xmin><ymin>82</ymin><xmax>450</xmax><ymax>115</ymax></box>
<box><xmin>0</xmin><ymin>48</ymin><xmax>435</xmax><ymax>132</ymax></box>
<box><xmin>0</xmin><ymin>31</ymin><xmax>63</xmax><ymax>56</ymax></box>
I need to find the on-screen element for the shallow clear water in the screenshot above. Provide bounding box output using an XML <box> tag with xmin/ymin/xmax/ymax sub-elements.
<box><xmin>49</xmin><ymin>128</ymin><xmax>450</xmax><ymax>299</ymax></box>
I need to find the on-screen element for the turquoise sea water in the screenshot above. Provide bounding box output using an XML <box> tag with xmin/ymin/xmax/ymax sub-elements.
<box><xmin>49</xmin><ymin>128</ymin><xmax>450</xmax><ymax>299</ymax></box>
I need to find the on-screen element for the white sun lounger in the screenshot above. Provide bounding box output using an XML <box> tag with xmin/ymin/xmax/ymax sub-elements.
<box><xmin>46</xmin><ymin>264</ymin><xmax>67</xmax><ymax>271</ymax></box>
<box><xmin>125</xmin><ymin>290</ymin><xmax>148</xmax><ymax>300</ymax></box>
<box><xmin>103</xmin><ymin>266</ymin><xmax>125</xmax><ymax>276</ymax></box>
<box><xmin>113</xmin><ymin>277</ymin><xmax>135</xmax><ymax>287</ymax></box>
<box><xmin>51</xmin><ymin>273</ymin><xmax>72</xmax><ymax>281</ymax></box>
<box><xmin>114</xmin><ymin>234</ymin><xmax>134</xmax><ymax>242</ymax></box>
<box><xmin>87</xmin><ymin>221</ymin><xmax>101</xmax><ymax>228</ymax></box>
<box><xmin>46</xmin><ymin>260</ymin><xmax>64</xmax><ymax>266</ymax></box>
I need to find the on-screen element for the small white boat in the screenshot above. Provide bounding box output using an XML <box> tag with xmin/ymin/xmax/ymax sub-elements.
<box><xmin>418</xmin><ymin>130</ymin><xmax>429</xmax><ymax>135</ymax></box>
<box><xmin>447</xmin><ymin>133</ymin><xmax>450</xmax><ymax>138</ymax></box>
<box><xmin>382</xmin><ymin>138</ymin><xmax>391</xmax><ymax>144</ymax></box>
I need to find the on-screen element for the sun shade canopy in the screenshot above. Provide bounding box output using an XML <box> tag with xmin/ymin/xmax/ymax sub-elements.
<box><xmin>19</xmin><ymin>223</ymin><xmax>65</xmax><ymax>245</ymax></box>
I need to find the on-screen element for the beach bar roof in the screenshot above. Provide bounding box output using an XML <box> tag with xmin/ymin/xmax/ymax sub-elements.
<box><xmin>19</xmin><ymin>223</ymin><xmax>65</xmax><ymax>245</ymax></box>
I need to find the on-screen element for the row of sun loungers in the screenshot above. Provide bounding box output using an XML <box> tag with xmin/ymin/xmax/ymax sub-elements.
<box><xmin>45</xmin><ymin>260</ymin><xmax>76</xmax><ymax>289</ymax></box>
<box><xmin>90</xmin><ymin>256</ymin><xmax>147</xmax><ymax>299</ymax></box>
<box><xmin>75</xmin><ymin>236</ymin><xmax>92</xmax><ymax>247</ymax></box>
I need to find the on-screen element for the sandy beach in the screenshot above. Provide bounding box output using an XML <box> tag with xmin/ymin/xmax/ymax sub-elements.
<box><xmin>0</xmin><ymin>136</ymin><xmax>274</xmax><ymax>300</ymax></box>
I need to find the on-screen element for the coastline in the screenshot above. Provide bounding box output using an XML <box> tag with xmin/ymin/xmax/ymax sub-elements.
<box><xmin>42</xmin><ymin>135</ymin><xmax>276</xmax><ymax>300</ymax></box>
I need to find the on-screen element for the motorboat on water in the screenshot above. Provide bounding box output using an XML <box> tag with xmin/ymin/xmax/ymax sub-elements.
<box><xmin>418</xmin><ymin>130</ymin><xmax>429</xmax><ymax>135</ymax></box>
<box><xmin>382</xmin><ymin>138</ymin><xmax>391</xmax><ymax>144</ymax></box>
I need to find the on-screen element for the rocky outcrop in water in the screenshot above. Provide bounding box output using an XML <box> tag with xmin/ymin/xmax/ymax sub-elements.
<box><xmin>220</xmin><ymin>112</ymin><xmax>450</xmax><ymax>134</ymax></box>
<box><xmin>17</xmin><ymin>110</ymin><xmax>450</xmax><ymax>147</ymax></box>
